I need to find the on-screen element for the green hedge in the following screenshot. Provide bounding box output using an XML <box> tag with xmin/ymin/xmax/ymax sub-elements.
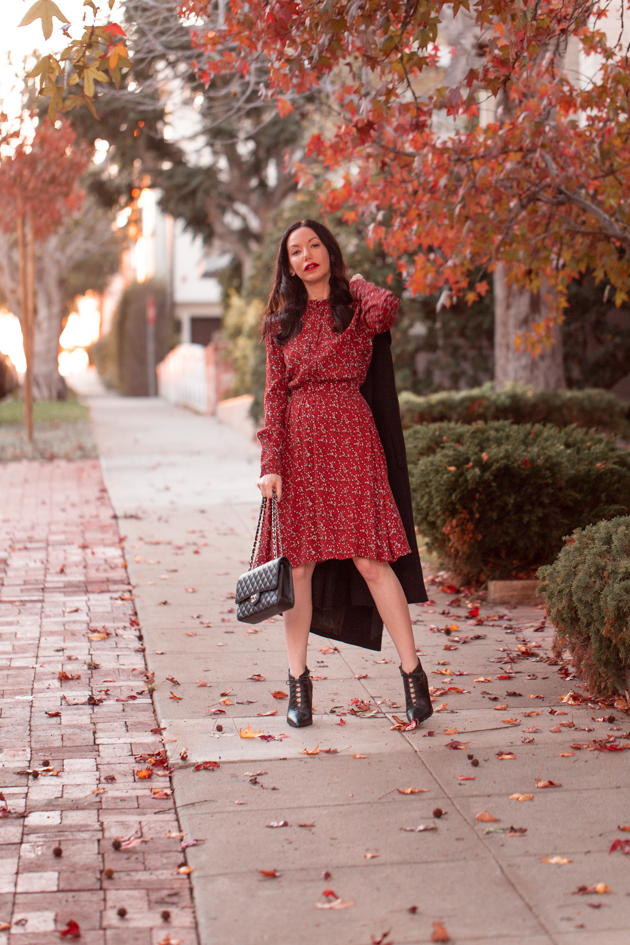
<box><xmin>538</xmin><ymin>518</ymin><xmax>630</xmax><ymax>696</ymax></box>
<box><xmin>399</xmin><ymin>383</ymin><xmax>630</xmax><ymax>437</ymax></box>
<box><xmin>405</xmin><ymin>421</ymin><xmax>630</xmax><ymax>584</ymax></box>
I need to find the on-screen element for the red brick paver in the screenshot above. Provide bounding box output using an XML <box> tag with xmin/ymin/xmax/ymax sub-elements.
<box><xmin>0</xmin><ymin>460</ymin><xmax>199</xmax><ymax>945</ymax></box>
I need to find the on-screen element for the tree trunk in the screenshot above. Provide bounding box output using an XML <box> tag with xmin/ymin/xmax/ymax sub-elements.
<box><xmin>494</xmin><ymin>262</ymin><xmax>566</xmax><ymax>389</ymax></box>
<box><xmin>32</xmin><ymin>236</ymin><xmax>67</xmax><ymax>401</ymax></box>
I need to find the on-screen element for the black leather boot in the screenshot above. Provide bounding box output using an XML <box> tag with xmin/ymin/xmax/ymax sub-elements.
<box><xmin>400</xmin><ymin>661</ymin><xmax>433</xmax><ymax>725</ymax></box>
<box><xmin>286</xmin><ymin>667</ymin><xmax>313</xmax><ymax>728</ymax></box>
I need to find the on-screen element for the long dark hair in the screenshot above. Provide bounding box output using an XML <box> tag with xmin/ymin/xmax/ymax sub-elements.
<box><xmin>263</xmin><ymin>219</ymin><xmax>354</xmax><ymax>345</ymax></box>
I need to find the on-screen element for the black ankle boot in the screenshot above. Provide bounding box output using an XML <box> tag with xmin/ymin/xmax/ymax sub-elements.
<box><xmin>287</xmin><ymin>667</ymin><xmax>313</xmax><ymax>728</ymax></box>
<box><xmin>400</xmin><ymin>661</ymin><xmax>433</xmax><ymax>725</ymax></box>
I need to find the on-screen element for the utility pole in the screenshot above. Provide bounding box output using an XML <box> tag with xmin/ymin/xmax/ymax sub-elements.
<box><xmin>146</xmin><ymin>296</ymin><xmax>157</xmax><ymax>396</ymax></box>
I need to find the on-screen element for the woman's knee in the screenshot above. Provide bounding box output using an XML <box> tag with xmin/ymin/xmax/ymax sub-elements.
<box><xmin>293</xmin><ymin>561</ymin><xmax>316</xmax><ymax>582</ymax></box>
<box><xmin>353</xmin><ymin>557</ymin><xmax>388</xmax><ymax>583</ymax></box>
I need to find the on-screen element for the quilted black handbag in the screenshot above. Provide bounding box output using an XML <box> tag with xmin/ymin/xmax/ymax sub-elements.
<box><xmin>235</xmin><ymin>494</ymin><xmax>294</xmax><ymax>624</ymax></box>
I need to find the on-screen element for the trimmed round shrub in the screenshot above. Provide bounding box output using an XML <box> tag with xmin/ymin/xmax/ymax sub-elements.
<box><xmin>537</xmin><ymin>518</ymin><xmax>630</xmax><ymax>696</ymax></box>
<box><xmin>399</xmin><ymin>383</ymin><xmax>630</xmax><ymax>438</ymax></box>
<box><xmin>405</xmin><ymin>421</ymin><xmax>630</xmax><ymax>584</ymax></box>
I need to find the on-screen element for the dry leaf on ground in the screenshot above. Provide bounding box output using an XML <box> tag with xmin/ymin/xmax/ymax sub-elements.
<box><xmin>169</xmin><ymin>691</ymin><xmax>183</xmax><ymax>701</ymax></box>
<box><xmin>497</xmin><ymin>752</ymin><xmax>516</xmax><ymax>760</ymax></box>
<box><xmin>266</xmin><ymin>821</ymin><xmax>289</xmax><ymax>828</ymax></box>
<box><xmin>609</xmin><ymin>838</ymin><xmax>630</xmax><ymax>854</ymax></box>
<box><xmin>536</xmin><ymin>779</ymin><xmax>562</xmax><ymax>789</ymax></box>
<box><xmin>271</xmin><ymin>690</ymin><xmax>288</xmax><ymax>699</ymax></box>
<box><xmin>397</xmin><ymin>788</ymin><xmax>430</xmax><ymax>795</ymax></box>
<box><xmin>431</xmin><ymin>920</ymin><xmax>450</xmax><ymax>942</ymax></box>
<box><xmin>249</xmin><ymin>673</ymin><xmax>265</xmax><ymax>681</ymax></box>
<box><xmin>239</xmin><ymin>725</ymin><xmax>262</xmax><ymax>739</ymax></box>
<box><xmin>175</xmin><ymin>865</ymin><xmax>195</xmax><ymax>875</ymax></box>
<box><xmin>351</xmin><ymin>753</ymin><xmax>366</xmax><ymax>758</ymax></box>
<box><xmin>258</xmin><ymin>869</ymin><xmax>281</xmax><ymax>878</ymax></box>
<box><xmin>476</xmin><ymin>811</ymin><xmax>500</xmax><ymax>822</ymax></box>
<box><xmin>573</xmin><ymin>884</ymin><xmax>611</xmax><ymax>895</ymax></box>
<box><xmin>59</xmin><ymin>922</ymin><xmax>81</xmax><ymax>939</ymax></box>
<box><xmin>510</xmin><ymin>794</ymin><xmax>533</xmax><ymax>801</ymax></box>
<box><xmin>136</xmin><ymin>769</ymin><xmax>152</xmax><ymax>779</ymax></box>
<box><xmin>445</xmin><ymin>740</ymin><xmax>468</xmax><ymax>750</ymax></box>
<box><xmin>315</xmin><ymin>898</ymin><xmax>354</xmax><ymax>910</ymax></box>
<box><xmin>541</xmin><ymin>856</ymin><xmax>572</xmax><ymax>864</ymax></box>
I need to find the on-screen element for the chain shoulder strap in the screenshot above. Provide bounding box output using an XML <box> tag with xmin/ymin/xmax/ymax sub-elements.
<box><xmin>249</xmin><ymin>492</ymin><xmax>283</xmax><ymax>570</ymax></box>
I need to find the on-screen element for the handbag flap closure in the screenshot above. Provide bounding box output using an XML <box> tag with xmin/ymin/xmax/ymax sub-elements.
<box><xmin>235</xmin><ymin>556</ymin><xmax>285</xmax><ymax>604</ymax></box>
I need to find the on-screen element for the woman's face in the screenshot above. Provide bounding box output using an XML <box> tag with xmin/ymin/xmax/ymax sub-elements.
<box><xmin>286</xmin><ymin>227</ymin><xmax>331</xmax><ymax>290</ymax></box>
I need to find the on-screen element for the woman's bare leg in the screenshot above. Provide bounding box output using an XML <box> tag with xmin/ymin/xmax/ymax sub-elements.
<box><xmin>284</xmin><ymin>561</ymin><xmax>316</xmax><ymax>677</ymax></box>
<box><xmin>352</xmin><ymin>557</ymin><xmax>418</xmax><ymax>672</ymax></box>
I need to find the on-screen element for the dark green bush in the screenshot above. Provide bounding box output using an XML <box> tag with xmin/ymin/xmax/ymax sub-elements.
<box><xmin>405</xmin><ymin>421</ymin><xmax>630</xmax><ymax>584</ymax></box>
<box><xmin>537</xmin><ymin>518</ymin><xmax>630</xmax><ymax>696</ymax></box>
<box><xmin>399</xmin><ymin>383</ymin><xmax>630</xmax><ymax>437</ymax></box>
<box><xmin>90</xmin><ymin>279</ymin><xmax>175</xmax><ymax>396</ymax></box>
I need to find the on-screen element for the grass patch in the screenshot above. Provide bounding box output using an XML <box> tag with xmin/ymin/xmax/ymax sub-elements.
<box><xmin>0</xmin><ymin>398</ymin><xmax>88</xmax><ymax>426</ymax></box>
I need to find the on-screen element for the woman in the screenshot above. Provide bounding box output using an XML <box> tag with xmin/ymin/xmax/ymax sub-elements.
<box><xmin>257</xmin><ymin>219</ymin><xmax>432</xmax><ymax>729</ymax></box>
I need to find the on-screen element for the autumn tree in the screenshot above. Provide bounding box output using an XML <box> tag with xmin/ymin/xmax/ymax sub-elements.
<box><xmin>181</xmin><ymin>0</ymin><xmax>630</xmax><ymax>389</ymax></box>
<box><xmin>0</xmin><ymin>116</ymin><xmax>119</xmax><ymax>402</ymax></box>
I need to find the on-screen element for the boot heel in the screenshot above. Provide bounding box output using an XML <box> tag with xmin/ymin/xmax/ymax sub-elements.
<box><xmin>400</xmin><ymin>661</ymin><xmax>433</xmax><ymax>725</ymax></box>
<box><xmin>287</xmin><ymin>667</ymin><xmax>313</xmax><ymax>728</ymax></box>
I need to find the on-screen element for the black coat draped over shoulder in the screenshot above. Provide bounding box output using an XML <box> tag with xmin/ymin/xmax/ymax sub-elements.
<box><xmin>309</xmin><ymin>330</ymin><xmax>427</xmax><ymax>651</ymax></box>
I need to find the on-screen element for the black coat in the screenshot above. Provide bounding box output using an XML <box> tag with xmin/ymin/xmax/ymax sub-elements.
<box><xmin>309</xmin><ymin>330</ymin><xmax>427</xmax><ymax>651</ymax></box>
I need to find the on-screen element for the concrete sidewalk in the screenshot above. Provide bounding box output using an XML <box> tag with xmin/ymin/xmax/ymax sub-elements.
<box><xmin>86</xmin><ymin>391</ymin><xmax>630</xmax><ymax>945</ymax></box>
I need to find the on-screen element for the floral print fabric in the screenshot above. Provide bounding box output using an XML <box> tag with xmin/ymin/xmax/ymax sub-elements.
<box><xmin>257</xmin><ymin>278</ymin><xmax>412</xmax><ymax>567</ymax></box>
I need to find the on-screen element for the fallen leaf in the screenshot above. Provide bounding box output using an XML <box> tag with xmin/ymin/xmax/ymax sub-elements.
<box><xmin>510</xmin><ymin>794</ymin><xmax>533</xmax><ymax>801</ymax></box>
<box><xmin>397</xmin><ymin>788</ymin><xmax>430</xmax><ymax>795</ymax></box>
<box><xmin>170</xmin><ymin>692</ymin><xmax>183</xmax><ymax>701</ymax></box>
<box><xmin>496</xmin><ymin>752</ymin><xmax>516</xmax><ymax>760</ymax></box>
<box><xmin>536</xmin><ymin>779</ymin><xmax>562</xmax><ymax>789</ymax></box>
<box><xmin>46</xmin><ymin>711</ymin><xmax>61</xmax><ymax>717</ymax></box>
<box><xmin>522</xmin><ymin>726</ymin><xmax>541</xmax><ymax>733</ymax></box>
<box><xmin>298</xmin><ymin>822</ymin><xmax>315</xmax><ymax>828</ymax></box>
<box><xmin>175</xmin><ymin>865</ymin><xmax>195</xmax><ymax>874</ymax></box>
<box><xmin>494</xmin><ymin>704</ymin><xmax>508</xmax><ymax>711</ymax></box>
<box><xmin>431</xmin><ymin>920</ymin><xmax>451</xmax><ymax>942</ymax></box>
<box><xmin>158</xmin><ymin>936</ymin><xmax>182</xmax><ymax>945</ymax></box>
<box><xmin>239</xmin><ymin>725</ymin><xmax>262</xmax><ymax>739</ymax></box>
<box><xmin>351</xmin><ymin>754</ymin><xmax>366</xmax><ymax>759</ymax></box>
<box><xmin>476</xmin><ymin>811</ymin><xmax>500</xmax><ymax>822</ymax></box>
<box><xmin>136</xmin><ymin>769</ymin><xmax>153</xmax><ymax>779</ymax></box>
<box><xmin>58</xmin><ymin>671</ymin><xmax>81</xmax><ymax>681</ymax></box>
<box><xmin>258</xmin><ymin>869</ymin><xmax>281</xmax><ymax>878</ymax></box>
<box><xmin>88</xmin><ymin>633</ymin><xmax>108</xmax><ymax>642</ymax></box>
<box><xmin>59</xmin><ymin>921</ymin><xmax>81</xmax><ymax>939</ymax></box>
<box><xmin>559</xmin><ymin>752</ymin><xmax>576</xmax><ymax>757</ymax></box>
<box><xmin>185</xmin><ymin>587</ymin><xmax>196</xmax><ymax>593</ymax></box>
<box><xmin>257</xmin><ymin>710</ymin><xmax>278</xmax><ymax>716</ymax></box>
<box><xmin>502</xmin><ymin>718</ymin><xmax>520</xmax><ymax>724</ymax></box>
<box><xmin>266</xmin><ymin>821</ymin><xmax>289</xmax><ymax>828</ymax></box>
<box><xmin>197</xmin><ymin>681</ymin><xmax>209</xmax><ymax>687</ymax></box>
<box><xmin>524</xmin><ymin>710</ymin><xmax>544</xmax><ymax>717</ymax></box>
<box><xmin>302</xmin><ymin>745</ymin><xmax>320</xmax><ymax>755</ymax></box>
<box><xmin>443</xmin><ymin>727</ymin><xmax>458</xmax><ymax>735</ymax></box>
<box><xmin>445</xmin><ymin>740</ymin><xmax>468</xmax><ymax>750</ymax></box>
<box><xmin>573</xmin><ymin>883</ymin><xmax>611</xmax><ymax>895</ymax></box>
<box><xmin>619</xmin><ymin>825</ymin><xmax>630</xmax><ymax>832</ymax></box>
<box><xmin>364</xmin><ymin>852</ymin><xmax>379</xmax><ymax>859</ymax></box>
<box><xmin>92</xmin><ymin>786</ymin><xmax>106</xmax><ymax>795</ymax></box>
<box><xmin>194</xmin><ymin>761</ymin><xmax>220</xmax><ymax>770</ymax></box>
<box><xmin>166</xmin><ymin>676</ymin><xmax>180</xmax><ymax>686</ymax></box>
<box><xmin>150</xmin><ymin>789</ymin><xmax>170</xmax><ymax>799</ymax></box>
<box><xmin>271</xmin><ymin>690</ymin><xmax>288</xmax><ymax>699</ymax></box>
<box><xmin>541</xmin><ymin>855</ymin><xmax>572</xmax><ymax>864</ymax></box>
<box><xmin>336</xmin><ymin>718</ymin><xmax>347</xmax><ymax>726</ymax></box>
<box><xmin>459</xmin><ymin>776</ymin><xmax>475</xmax><ymax>781</ymax></box>
<box><xmin>355</xmin><ymin>673</ymin><xmax>369</xmax><ymax>679</ymax></box>
<box><xmin>609</xmin><ymin>838</ymin><xmax>630</xmax><ymax>854</ymax></box>
<box><xmin>249</xmin><ymin>673</ymin><xmax>265</xmax><ymax>681</ymax></box>
<box><xmin>315</xmin><ymin>898</ymin><xmax>354</xmax><ymax>910</ymax></box>
<box><xmin>473</xmin><ymin>677</ymin><xmax>492</xmax><ymax>682</ymax></box>
<box><xmin>0</xmin><ymin>923</ymin><xmax>10</xmax><ymax>932</ymax></box>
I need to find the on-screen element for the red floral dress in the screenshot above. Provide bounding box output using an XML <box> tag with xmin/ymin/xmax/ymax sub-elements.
<box><xmin>257</xmin><ymin>279</ymin><xmax>411</xmax><ymax>567</ymax></box>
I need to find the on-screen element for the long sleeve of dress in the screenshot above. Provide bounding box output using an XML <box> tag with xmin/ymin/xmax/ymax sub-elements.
<box><xmin>257</xmin><ymin>331</ymin><xmax>289</xmax><ymax>477</ymax></box>
<box><xmin>350</xmin><ymin>278</ymin><xmax>400</xmax><ymax>335</ymax></box>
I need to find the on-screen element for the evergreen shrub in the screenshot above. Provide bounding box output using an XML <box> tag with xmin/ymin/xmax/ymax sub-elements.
<box><xmin>537</xmin><ymin>518</ymin><xmax>630</xmax><ymax>696</ymax></box>
<box><xmin>405</xmin><ymin>421</ymin><xmax>630</xmax><ymax>584</ymax></box>
<box><xmin>399</xmin><ymin>383</ymin><xmax>630</xmax><ymax>437</ymax></box>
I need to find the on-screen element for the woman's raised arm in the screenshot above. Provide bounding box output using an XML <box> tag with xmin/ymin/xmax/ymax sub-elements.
<box><xmin>350</xmin><ymin>274</ymin><xmax>400</xmax><ymax>335</ymax></box>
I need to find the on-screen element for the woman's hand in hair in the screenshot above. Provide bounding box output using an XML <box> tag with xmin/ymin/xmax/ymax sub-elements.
<box><xmin>257</xmin><ymin>473</ymin><xmax>282</xmax><ymax>501</ymax></box>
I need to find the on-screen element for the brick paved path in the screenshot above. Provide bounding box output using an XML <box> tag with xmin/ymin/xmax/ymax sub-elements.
<box><xmin>0</xmin><ymin>460</ymin><xmax>199</xmax><ymax>945</ymax></box>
